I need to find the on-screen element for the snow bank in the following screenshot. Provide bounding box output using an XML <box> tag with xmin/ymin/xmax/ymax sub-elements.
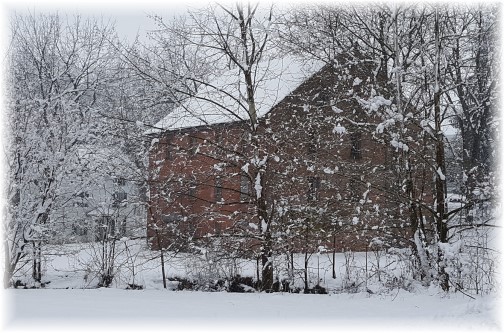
<box><xmin>3</xmin><ymin>241</ymin><xmax>500</xmax><ymax>332</ymax></box>
<box><xmin>4</xmin><ymin>288</ymin><xmax>500</xmax><ymax>333</ymax></box>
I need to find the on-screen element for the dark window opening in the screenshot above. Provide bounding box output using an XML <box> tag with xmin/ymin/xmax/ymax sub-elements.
<box><xmin>307</xmin><ymin>134</ymin><xmax>317</xmax><ymax>155</ymax></box>
<box><xmin>119</xmin><ymin>219</ymin><xmax>127</xmax><ymax>235</ymax></box>
<box><xmin>349</xmin><ymin>177</ymin><xmax>363</xmax><ymax>202</ymax></box>
<box><xmin>240</xmin><ymin>174</ymin><xmax>250</xmax><ymax>202</ymax></box>
<box><xmin>214</xmin><ymin>132</ymin><xmax>222</xmax><ymax>145</ymax></box>
<box><xmin>114</xmin><ymin>178</ymin><xmax>126</xmax><ymax>186</ymax></box>
<box><xmin>214</xmin><ymin>220</ymin><xmax>222</xmax><ymax>235</ymax></box>
<box><xmin>75</xmin><ymin>191</ymin><xmax>89</xmax><ymax>207</ymax></box>
<box><xmin>240</xmin><ymin>133</ymin><xmax>250</xmax><ymax>153</ymax></box>
<box><xmin>308</xmin><ymin>176</ymin><xmax>321</xmax><ymax>202</ymax></box>
<box><xmin>162</xmin><ymin>213</ymin><xmax>182</xmax><ymax>224</ymax></box>
<box><xmin>315</xmin><ymin>89</ymin><xmax>331</xmax><ymax>107</ymax></box>
<box><xmin>12</xmin><ymin>190</ymin><xmax>20</xmax><ymax>206</ymax></box>
<box><xmin>165</xmin><ymin>137</ymin><xmax>174</xmax><ymax>160</ymax></box>
<box><xmin>77</xmin><ymin>191</ymin><xmax>89</xmax><ymax>198</ymax></box>
<box><xmin>73</xmin><ymin>224</ymin><xmax>88</xmax><ymax>237</ymax></box>
<box><xmin>188</xmin><ymin>182</ymin><xmax>197</xmax><ymax>199</ymax></box>
<box><xmin>350</xmin><ymin>132</ymin><xmax>362</xmax><ymax>160</ymax></box>
<box><xmin>96</xmin><ymin>215</ymin><xmax>115</xmax><ymax>241</ymax></box>
<box><xmin>384</xmin><ymin>146</ymin><xmax>392</xmax><ymax>170</ymax></box>
<box><xmin>215</xmin><ymin>177</ymin><xmax>223</xmax><ymax>202</ymax></box>
<box><xmin>189</xmin><ymin>136</ymin><xmax>198</xmax><ymax>155</ymax></box>
<box><xmin>112</xmin><ymin>191</ymin><xmax>127</xmax><ymax>208</ymax></box>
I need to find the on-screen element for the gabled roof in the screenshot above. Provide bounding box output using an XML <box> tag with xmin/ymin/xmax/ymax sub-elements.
<box><xmin>74</xmin><ymin>145</ymin><xmax>137</xmax><ymax>177</ymax></box>
<box><xmin>146</xmin><ymin>57</ymin><xmax>324</xmax><ymax>134</ymax></box>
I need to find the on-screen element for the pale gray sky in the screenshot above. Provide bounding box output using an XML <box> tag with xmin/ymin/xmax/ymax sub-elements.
<box><xmin>0</xmin><ymin>0</ymin><xmax>212</xmax><ymax>42</ymax></box>
<box><xmin>0</xmin><ymin>0</ymin><xmax>306</xmax><ymax>43</ymax></box>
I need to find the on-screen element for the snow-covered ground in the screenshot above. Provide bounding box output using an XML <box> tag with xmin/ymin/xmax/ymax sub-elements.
<box><xmin>10</xmin><ymin>240</ymin><xmax>423</xmax><ymax>293</ymax></box>
<box><xmin>2</xmin><ymin>287</ymin><xmax>501</xmax><ymax>332</ymax></box>
<box><xmin>3</xmin><ymin>240</ymin><xmax>501</xmax><ymax>332</ymax></box>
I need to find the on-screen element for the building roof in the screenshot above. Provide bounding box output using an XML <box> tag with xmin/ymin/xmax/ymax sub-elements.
<box><xmin>146</xmin><ymin>57</ymin><xmax>324</xmax><ymax>134</ymax></box>
<box><xmin>74</xmin><ymin>145</ymin><xmax>138</xmax><ymax>178</ymax></box>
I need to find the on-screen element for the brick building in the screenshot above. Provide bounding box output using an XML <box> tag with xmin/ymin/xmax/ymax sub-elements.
<box><xmin>146</xmin><ymin>54</ymin><xmax>431</xmax><ymax>256</ymax></box>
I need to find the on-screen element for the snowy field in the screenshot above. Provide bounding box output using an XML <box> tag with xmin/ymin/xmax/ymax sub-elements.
<box><xmin>3</xmin><ymin>241</ymin><xmax>501</xmax><ymax>332</ymax></box>
<box><xmin>2</xmin><ymin>288</ymin><xmax>501</xmax><ymax>333</ymax></box>
<box><xmin>9</xmin><ymin>241</ymin><xmax>432</xmax><ymax>292</ymax></box>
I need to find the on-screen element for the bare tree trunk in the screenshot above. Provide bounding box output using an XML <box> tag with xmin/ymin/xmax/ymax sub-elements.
<box><xmin>332</xmin><ymin>235</ymin><xmax>336</xmax><ymax>279</ymax></box>
<box><xmin>155</xmin><ymin>229</ymin><xmax>167</xmax><ymax>289</ymax></box>
<box><xmin>4</xmin><ymin>241</ymin><xmax>12</xmax><ymax>288</ymax></box>
<box><xmin>260</xmin><ymin>228</ymin><xmax>273</xmax><ymax>292</ymax></box>
<box><xmin>304</xmin><ymin>252</ymin><xmax>309</xmax><ymax>292</ymax></box>
<box><xmin>256</xmin><ymin>256</ymin><xmax>261</xmax><ymax>286</ymax></box>
<box><xmin>32</xmin><ymin>241</ymin><xmax>42</xmax><ymax>285</ymax></box>
<box><xmin>433</xmin><ymin>8</ymin><xmax>449</xmax><ymax>292</ymax></box>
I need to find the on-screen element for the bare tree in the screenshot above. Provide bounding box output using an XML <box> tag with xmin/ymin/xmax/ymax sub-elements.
<box><xmin>276</xmin><ymin>3</ymin><xmax>498</xmax><ymax>293</ymax></box>
<box><xmin>127</xmin><ymin>3</ymin><xmax>283</xmax><ymax>291</ymax></box>
<box><xmin>4</xmin><ymin>13</ymin><xmax>116</xmax><ymax>287</ymax></box>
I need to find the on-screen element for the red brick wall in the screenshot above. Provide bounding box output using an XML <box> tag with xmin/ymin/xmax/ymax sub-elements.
<box><xmin>147</xmin><ymin>61</ymin><xmax>432</xmax><ymax>253</ymax></box>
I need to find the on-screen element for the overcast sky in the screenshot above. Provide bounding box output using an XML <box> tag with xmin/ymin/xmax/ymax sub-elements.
<box><xmin>0</xmin><ymin>0</ymin><xmax>307</xmax><ymax>41</ymax></box>
<box><xmin>0</xmin><ymin>0</ymin><xmax>213</xmax><ymax>42</ymax></box>
<box><xmin>1</xmin><ymin>0</ymin><xmax>318</xmax><ymax>45</ymax></box>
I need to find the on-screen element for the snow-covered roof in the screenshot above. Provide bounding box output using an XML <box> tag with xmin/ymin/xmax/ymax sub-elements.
<box><xmin>74</xmin><ymin>146</ymin><xmax>137</xmax><ymax>176</ymax></box>
<box><xmin>146</xmin><ymin>57</ymin><xmax>324</xmax><ymax>134</ymax></box>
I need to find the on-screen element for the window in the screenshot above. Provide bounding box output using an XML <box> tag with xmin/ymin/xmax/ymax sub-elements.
<box><xmin>350</xmin><ymin>132</ymin><xmax>362</xmax><ymax>160</ymax></box>
<box><xmin>165</xmin><ymin>143</ymin><xmax>173</xmax><ymax>160</ymax></box>
<box><xmin>240</xmin><ymin>174</ymin><xmax>250</xmax><ymax>202</ymax></box>
<box><xmin>75</xmin><ymin>191</ymin><xmax>89</xmax><ymax>207</ymax></box>
<box><xmin>162</xmin><ymin>213</ymin><xmax>182</xmax><ymax>224</ymax></box>
<box><xmin>188</xmin><ymin>182</ymin><xmax>197</xmax><ymax>198</ymax></box>
<box><xmin>189</xmin><ymin>136</ymin><xmax>198</xmax><ymax>155</ymax></box>
<box><xmin>114</xmin><ymin>178</ymin><xmax>126</xmax><ymax>186</ymax></box>
<box><xmin>308</xmin><ymin>177</ymin><xmax>321</xmax><ymax>201</ymax></box>
<box><xmin>383</xmin><ymin>146</ymin><xmax>397</xmax><ymax>171</ymax></box>
<box><xmin>348</xmin><ymin>177</ymin><xmax>363</xmax><ymax>202</ymax></box>
<box><xmin>112</xmin><ymin>191</ymin><xmax>127</xmax><ymax>207</ymax></box>
<box><xmin>307</xmin><ymin>134</ymin><xmax>317</xmax><ymax>155</ymax></box>
<box><xmin>77</xmin><ymin>191</ymin><xmax>89</xmax><ymax>198</ymax></box>
<box><xmin>383</xmin><ymin>146</ymin><xmax>390</xmax><ymax>169</ymax></box>
<box><xmin>12</xmin><ymin>190</ymin><xmax>20</xmax><ymax>206</ymax></box>
<box><xmin>73</xmin><ymin>224</ymin><xmax>88</xmax><ymax>237</ymax></box>
<box><xmin>215</xmin><ymin>177</ymin><xmax>223</xmax><ymax>202</ymax></box>
<box><xmin>214</xmin><ymin>132</ymin><xmax>222</xmax><ymax>145</ymax></box>
<box><xmin>315</xmin><ymin>89</ymin><xmax>331</xmax><ymax>107</ymax></box>
<box><xmin>119</xmin><ymin>218</ymin><xmax>127</xmax><ymax>235</ymax></box>
<box><xmin>96</xmin><ymin>215</ymin><xmax>115</xmax><ymax>241</ymax></box>
<box><xmin>163</xmin><ymin>136</ymin><xmax>174</xmax><ymax>160</ymax></box>
<box><xmin>213</xmin><ymin>220</ymin><xmax>222</xmax><ymax>236</ymax></box>
<box><xmin>240</xmin><ymin>133</ymin><xmax>250</xmax><ymax>153</ymax></box>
